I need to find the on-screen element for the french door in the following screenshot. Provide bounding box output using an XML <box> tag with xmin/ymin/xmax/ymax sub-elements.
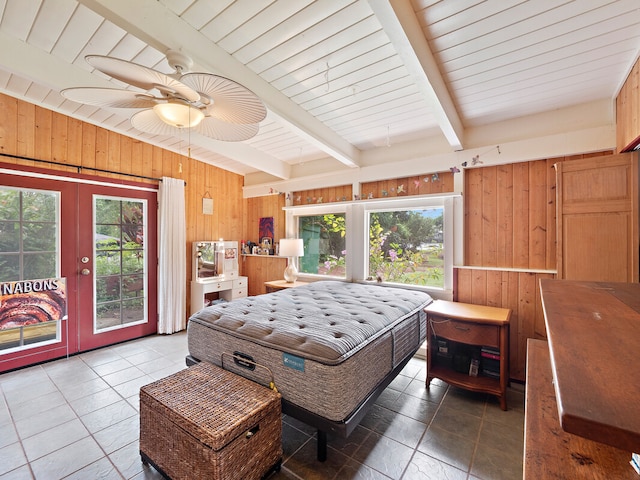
<box><xmin>0</xmin><ymin>165</ymin><xmax>157</xmax><ymax>372</ymax></box>
<box><xmin>76</xmin><ymin>183</ymin><xmax>157</xmax><ymax>351</ymax></box>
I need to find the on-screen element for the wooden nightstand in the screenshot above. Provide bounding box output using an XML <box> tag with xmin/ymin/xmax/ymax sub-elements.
<box><xmin>264</xmin><ymin>280</ymin><xmax>309</xmax><ymax>293</ymax></box>
<box><xmin>425</xmin><ymin>300</ymin><xmax>511</xmax><ymax>410</ymax></box>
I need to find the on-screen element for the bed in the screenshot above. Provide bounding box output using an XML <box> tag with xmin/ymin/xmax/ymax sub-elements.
<box><xmin>186</xmin><ymin>280</ymin><xmax>432</xmax><ymax>460</ymax></box>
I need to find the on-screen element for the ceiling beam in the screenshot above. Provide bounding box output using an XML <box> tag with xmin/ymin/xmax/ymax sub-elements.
<box><xmin>0</xmin><ymin>29</ymin><xmax>291</xmax><ymax>179</ymax></box>
<box><xmin>367</xmin><ymin>0</ymin><xmax>464</xmax><ymax>151</ymax></box>
<box><xmin>194</xmin><ymin>134</ymin><xmax>292</xmax><ymax>180</ymax></box>
<box><xmin>78</xmin><ymin>0</ymin><xmax>362</xmax><ymax>169</ymax></box>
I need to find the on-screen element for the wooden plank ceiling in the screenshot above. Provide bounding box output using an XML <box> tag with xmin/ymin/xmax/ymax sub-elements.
<box><xmin>0</xmin><ymin>0</ymin><xmax>638</xmax><ymax>184</ymax></box>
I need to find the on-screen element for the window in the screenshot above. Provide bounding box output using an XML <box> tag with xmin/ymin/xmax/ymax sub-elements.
<box><xmin>368</xmin><ymin>207</ymin><xmax>444</xmax><ymax>288</ymax></box>
<box><xmin>0</xmin><ymin>187</ymin><xmax>61</xmax><ymax>351</ymax></box>
<box><xmin>287</xmin><ymin>194</ymin><xmax>458</xmax><ymax>294</ymax></box>
<box><xmin>297</xmin><ymin>213</ymin><xmax>346</xmax><ymax>278</ymax></box>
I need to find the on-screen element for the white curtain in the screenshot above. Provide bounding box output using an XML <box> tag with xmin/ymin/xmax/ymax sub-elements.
<box><xmin>157</xmin><ymin>177</ymin><xmax>187</xmax><ymax>334</ymax></box>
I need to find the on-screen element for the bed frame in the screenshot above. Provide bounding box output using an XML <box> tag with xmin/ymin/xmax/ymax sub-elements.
<box><xmin>186</xmin><ymin>348</ymin><xmax>414</xmax><ymax>461</ymax></box>
<box><xmin>185</xmin><ymin>281</ymin><xmax>430</xmax><ymax>461</ymax></box>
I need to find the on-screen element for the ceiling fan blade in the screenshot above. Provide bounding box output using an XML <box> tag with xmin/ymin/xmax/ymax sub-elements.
<box><xmin>61</xmin><ymin>87</ymin><xmax>158</xmax><ymax>108</ymax></box>
<box><xmin>180</xmin><ymin>73</ymin><xmax>266</xmax><ymax>124</ymax></box>
<box><xmin>130</xmin><ymin>109</ymin><xmax>188</xmax><ymax>136</ymax></box>
<box><xmin>86</xmin><ymin>55</ymin><xmax>200</xmax><ymax>102</ymax></box>
<box><xmin>196</xmin><ymin>116</ymin><xmax>260</xmax><ymax>142</ymax></box>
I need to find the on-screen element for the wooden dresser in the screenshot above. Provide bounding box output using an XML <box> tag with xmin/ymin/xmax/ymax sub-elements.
<box><xmin>524</xmin><ymin>279</ymin><xmax>640</xmax><ymax>478</ymax></box>
<box><xmin>524</xmin><ymin>339</ymin><xmax>635</xmax><ymax>479</ymax></box>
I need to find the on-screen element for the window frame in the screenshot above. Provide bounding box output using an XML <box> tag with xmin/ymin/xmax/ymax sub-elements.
<box><xmin>285</xmin><ymin>203</ymin><xmax>348</xmax><ymax>281</ymax></box>
<box><xmin>285</xmin><ymin>193</ymin><xmax>460</xmax><ymax>296</ymax></box>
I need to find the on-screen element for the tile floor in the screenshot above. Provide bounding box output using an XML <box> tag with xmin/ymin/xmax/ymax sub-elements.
<box><xmin>0</xmin><ymin>332</ymin><xmax>524</xmax><ymax>480</ymax></box>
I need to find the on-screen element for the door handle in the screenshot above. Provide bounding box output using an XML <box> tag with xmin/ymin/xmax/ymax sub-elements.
<box><xmin>81</xmin><ymin>268</ymin><xmax>91</xmax><ymax>276</ymax></box>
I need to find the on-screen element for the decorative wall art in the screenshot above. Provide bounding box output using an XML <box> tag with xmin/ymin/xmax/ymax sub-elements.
<box><xmin>202</xmin><ymin>191</ymin><xmax>213</xmax><ymax>215</ymax></box>
<box><xmin>259</xmin><ymin>216</ymin><xmax>274</xmax><ymax>244</ymax></box>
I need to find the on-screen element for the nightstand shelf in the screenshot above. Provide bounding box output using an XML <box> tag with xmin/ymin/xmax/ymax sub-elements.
<box><xmin>427</xmin><ymin>366</ymin><xmax>503</xmax><ymax>394</ymax></box>
<box><xmin>425</xmin><ymin>300</ymin><xmax>511</xmax><ymax>410</ymax></box>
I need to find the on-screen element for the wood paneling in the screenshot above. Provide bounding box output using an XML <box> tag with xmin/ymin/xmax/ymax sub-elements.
<box><xmin>616</xmin><ymin>56</ymin><xmax>640</xmax><ymax>152</ymax></box>
<box><xmin>464</xmin><ymin>152</ymin><xmax>613</xmax><ymax>271</ymax></box>
<box><xmin>0</xmin><ymin>93</ymin><xmax>244</xmax><ymax>322</ymax></box>
<box><xmin>243</xmin><ymin>194</ymin><xmax>286</xmax><ymax>245</ymax></box>
<box><xmin>557</xmin><ymin>153</ymin><xmax>639</xmax><ymax>282</ymax></box>
<box><xmin>241</xmin><ymin>194</ymin><xmax>288</xmax><ymax>291</ymax></box>
<box><xmin>360</xmin><ymin>171</ymin><xmax>454</xmax><ymax>200</ymax></box>
<box><xmin>458</xmin><ymin>150</ymin><xmax>614</xmax><ymax>381</ymax></box>
<box><xmin>292</xmin><ymin>185</ymin><xmax>352</xmax><ymax>205</ymax></box>
<box><xmin>241</xmin><ymin>255</ymin><xmax>288</xmax><ymax>296</ymax></box>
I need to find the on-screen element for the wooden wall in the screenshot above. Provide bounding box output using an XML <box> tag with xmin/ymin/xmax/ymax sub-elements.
<box><xmin>458</xmin><ymin>150</ymin><xmax>613</xmax><ymax>381</ymax></box>
<box><xmin>241</xmin><ymin>255</ymin><xmax>287</xmax><ymax>296</ymax></box>
<box><xmin>241</xmin><ymin>194</ymin><xmax>287</xmax><ymax>295</ymax></box>
<box><xmin>465</xmin><ymin>158</ymin><xmax>558</xmax><ymax>270</ymax></box>
<box><xmin>616</xmin><ymin>55</ymin><xmax>640</xmax><ymax>152</ymax></box>
<box><xmin>291</xmin><ymin>184</ymin><xmax>352</xmax><ymax>205</ymax></box>
<box><xmin>0</xmin><ymin>93</ymin><xmax>244</xmax><ymax>320</ymax></box>
<box><xmin>361</xmin><ymin>170</ymin><xmax>454</xmax><ymax>199</ymax></box>
<box><xmin>242</xmin><ymin>194</ymin><xmax>286</xmax><ymax>244</ymax></box>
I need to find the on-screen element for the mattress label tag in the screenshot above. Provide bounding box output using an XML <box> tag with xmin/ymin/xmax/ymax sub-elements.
<box><xmin>283</xmin><ymin>353</ymin><xmax>305</xmax><ymax>372</ymax></box>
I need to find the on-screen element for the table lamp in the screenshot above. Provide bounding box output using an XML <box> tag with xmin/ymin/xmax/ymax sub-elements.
<box><xmin>279</xmin><ymin>238</ymin><xmax>304</xmax><ymax>283</ymax></box>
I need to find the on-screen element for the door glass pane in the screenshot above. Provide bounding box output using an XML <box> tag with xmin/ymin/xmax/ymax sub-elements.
<box><xmin>94</xmin><ymin>196</ymin><xmax>147</xmax><ymax>332</ymax></box>
<box><xmin>0</xmin><ymin>187</ymin><xmax>61</xmax><ymax>352</ymax></box>
<box><xmin>23</xmin><ymin>252</ymin><xmax>57</xmax><ymax>280</ymax></box>
<box><xmin>0</xmin><ymin>221</ymin><xmax>20</xmax><ymax>251</ymax></box>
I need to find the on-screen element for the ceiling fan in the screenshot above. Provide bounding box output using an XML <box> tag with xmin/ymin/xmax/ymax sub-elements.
<box><xmin>61</xmin><ymin>50</ymin><xmax>267</xmax><ymax>142</ymax></box>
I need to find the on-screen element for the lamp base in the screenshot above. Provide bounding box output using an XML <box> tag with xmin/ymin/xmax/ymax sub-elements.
<box><xmin>283</xmin><ymin>262</ymin><xmax>298</xmax><ymax>283</ymax></box>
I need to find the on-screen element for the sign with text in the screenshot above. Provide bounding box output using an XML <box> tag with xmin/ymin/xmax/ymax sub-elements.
<box><xmin>0</xmin><ymin>278</ymin><xmax>67</xmax><ymax>331</ymax></box>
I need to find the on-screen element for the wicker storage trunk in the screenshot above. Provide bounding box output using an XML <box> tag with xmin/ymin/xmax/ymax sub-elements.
<box><xmin>139</xmin><ymin>362</ymin><xmax>282</xmax><ymax>480</ymax></box>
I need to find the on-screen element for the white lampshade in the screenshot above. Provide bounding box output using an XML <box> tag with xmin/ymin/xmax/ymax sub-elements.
<box><xmin>153</xmin><ymin>100</ymin><xmax>204</xmax><ymax>128</ymax></box>
<box><xmin>279</xmin><ymin>238</ymin><xmax>304</xmax><ymax>283</ymax></box>
<box><xmin>279</xmin><ymin>238</ymin><xmax>304</xmax><ymax>257</ymax></box>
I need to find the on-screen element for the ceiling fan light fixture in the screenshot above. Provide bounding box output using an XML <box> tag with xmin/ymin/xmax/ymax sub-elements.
<box><xmin>153</xmin><ymin>100</ymin><xmax>204</xmax><ymax>128</ymax></box>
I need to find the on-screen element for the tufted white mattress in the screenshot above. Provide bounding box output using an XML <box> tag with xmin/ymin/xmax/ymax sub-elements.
<box><xmin>187</xmin><ymin>281</ymin><xmax>431</xmax><ymax>423</ymax></box>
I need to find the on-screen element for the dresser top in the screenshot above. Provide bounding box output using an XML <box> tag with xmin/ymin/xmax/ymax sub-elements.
<box><xmin>540</xmin><ymin>278</ymin><xmax>640</xmax><ymax>453</ymax></box>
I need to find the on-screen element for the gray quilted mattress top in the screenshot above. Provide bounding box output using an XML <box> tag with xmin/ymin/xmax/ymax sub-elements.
<box><xmin>188</xmin><ymin>281</ymin><xmax>432</xmax><ymax>365</ymax></box>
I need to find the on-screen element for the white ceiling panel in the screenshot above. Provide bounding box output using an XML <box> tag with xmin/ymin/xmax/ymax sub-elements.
<box><xmin>52</xmin><ymin>5</ymin><xmax>103</xmax><ymax>62</ymax></box>
<box><xmin>217</xmin><ymin>0</ymin><xmax>314</xmax><ymax>54</ymax></box>
<box><xmin>0</xmin><ymin>0</ymin><xmax>637</xmax><ymax>183</ymax></box>
<box><xmin>261</xmin><ymin>17</ymin><xmax>384</xmax><ymax>83</ymax></box>
<box><xmin>201</xmin><ymin>1</ymin><xmax>277</xmax><ymax>45</ymax></box>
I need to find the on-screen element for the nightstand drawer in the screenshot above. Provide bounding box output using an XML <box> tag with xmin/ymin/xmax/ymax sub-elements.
<box><xmin>430</xmin><ymin>317</ymin><xmax>499</xmax><ymax>347</ymax></box>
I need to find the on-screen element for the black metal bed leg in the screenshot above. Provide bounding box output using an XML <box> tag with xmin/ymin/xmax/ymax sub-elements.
<box><xmin>317</xmin><ymin>430</ymin><xmax>327</xmax><ymax>462</ymax></box>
